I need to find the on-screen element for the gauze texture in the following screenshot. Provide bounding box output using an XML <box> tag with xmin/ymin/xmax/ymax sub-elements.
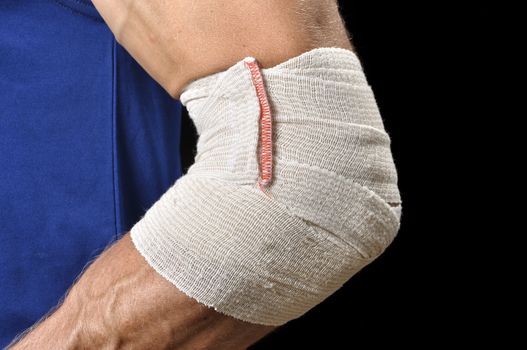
<box><xmin>130</xmin><ymin>47</ymin><xmax>402</xmax><ymax>326</ymax></box>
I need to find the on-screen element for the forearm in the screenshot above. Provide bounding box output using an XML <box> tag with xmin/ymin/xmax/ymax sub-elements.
<box><xmin>9</xmin><ymin>233</ymin><xmax>275</xmax><ymax>350</ymax></box>
<box><xmin>91</xmin><ymin>0</ymin><xmax>352</xmax><ymax>99</ymax></box>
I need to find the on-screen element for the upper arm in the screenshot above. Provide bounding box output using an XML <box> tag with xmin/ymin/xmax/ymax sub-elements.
<box><xmin>91</xmin><ymin>0</ymin><xmax>352</xmax><ymax>98</ymax></box>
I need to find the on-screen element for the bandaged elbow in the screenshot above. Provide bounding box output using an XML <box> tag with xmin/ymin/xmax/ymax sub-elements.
<box><xmin>130</xmin><ymin>47</ymin><xmax>402</xmax><ymax>326</ymax></box>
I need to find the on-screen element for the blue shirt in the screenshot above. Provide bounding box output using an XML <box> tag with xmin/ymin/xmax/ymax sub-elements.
<box><xmin>0</xmin><ymin>1</ymin><xmax>183</xmax><ymax>346</ymax></box>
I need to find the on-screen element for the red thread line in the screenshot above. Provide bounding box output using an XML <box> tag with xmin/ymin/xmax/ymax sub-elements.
<box><xmin>244</xmin><ymin>58</ymin><xmax>273</xmax><ymax>197</ymax></box>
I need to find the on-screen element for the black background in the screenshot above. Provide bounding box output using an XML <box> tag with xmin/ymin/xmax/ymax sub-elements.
<box><xmin>179</xmin><ymin>2</ymin><xmax>499</xmax><ymax>348</ymax></box>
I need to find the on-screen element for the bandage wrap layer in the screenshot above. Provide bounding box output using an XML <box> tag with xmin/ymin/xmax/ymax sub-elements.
<box><xmin>130</xmin><ymin>47</ymin><xmax>402</xmax><ymax>326</ymax></box>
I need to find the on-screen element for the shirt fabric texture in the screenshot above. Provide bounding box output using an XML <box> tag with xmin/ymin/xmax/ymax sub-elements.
<box><xmin>0</xmin><ymin>1</ymin><xmax>182</xmax><ymax>346</ymax></box>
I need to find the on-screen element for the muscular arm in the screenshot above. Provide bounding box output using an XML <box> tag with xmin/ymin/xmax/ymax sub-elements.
<box><xmin>90</xmin><ymin>0</ymin><xmax>352</xmax><ymax>99</ymax></box>
<box><xmin>9</xmin><ymin>233</ymin><xmax>275</xmax><ymax>349</ymax></box>
<box><xmin>9</xmin><ymin>1</ymin><xmax>354</xmax><ymax>349</ymax></box>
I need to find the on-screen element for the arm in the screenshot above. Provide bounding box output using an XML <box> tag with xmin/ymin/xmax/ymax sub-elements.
<box><xmin>89</xmin><ymin>0</ymin><xmax>353</xmax><ymax>99</ymax></box>
<box><xmin>9</xmin><ymin>233</ymin><xmax>275</xmax><ymax>349</ymax></box>
<box><xmin>9</xmin><ymin>1</ymin><xmax>363</xmax><ymax>349</ymax></box>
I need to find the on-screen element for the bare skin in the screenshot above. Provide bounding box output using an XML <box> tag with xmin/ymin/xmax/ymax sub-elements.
<box><xmin>8</xmin><ymin>1</ymin><xmax>353</xmax><ymax>349</ymax></box>
<box><xmin>8</xmin><ymin>233</ymin><xmax>275</xmax><ymax>349</ymax></box>
<box><xmin>89</xmin><ymin>0</ymin><xmax>353</xmax><ymax>99</ymax></box>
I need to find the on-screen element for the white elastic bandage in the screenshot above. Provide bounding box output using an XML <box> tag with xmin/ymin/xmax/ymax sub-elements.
<box><xmin>130</xmin><ymin>47</ymin><xmax>402</xmax><ymax>326</ymax></box>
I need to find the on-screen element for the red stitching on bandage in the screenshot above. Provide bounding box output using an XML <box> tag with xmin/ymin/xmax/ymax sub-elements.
<box><xmin>244</xmin><ymin>57</ymin><xmax>273</xmax><ymax>198</ymax></box>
